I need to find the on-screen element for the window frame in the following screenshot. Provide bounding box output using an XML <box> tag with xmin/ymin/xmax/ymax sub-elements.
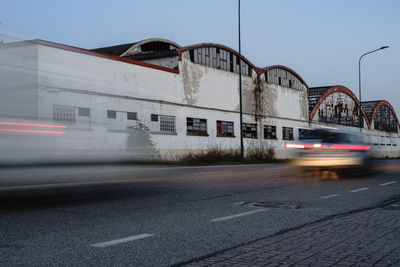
<box><xmin>264</xmin><ymin>125</ymin><xmax>277</xmax><ymax>140</ymax></box>
<box><xmin>187</xmin><ymin>117</ymin><xmax>208</xmax><ymax>136</ymax></box>
<box><xmin>242</xmin><ymin>123</ymin><xmax>257</xmax><ymax>139</ymax></box>
<box><xmin>216</xmin><ymin>120</ymin><xmax>235</xmax><ymax>137</ymax></box>
<box><xmin>282</xmin><ymin>126</ymin><xmax>294</xmax><ymax>140</ymax></box>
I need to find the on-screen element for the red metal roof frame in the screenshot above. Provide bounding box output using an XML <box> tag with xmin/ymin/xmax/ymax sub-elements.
<box><xmin>309</xmin><ymin>85</ymin><xmax>370</xmax><ymax>128</ymax></box>
<box><xmin>369</xmin><ymin>100</ymin><xmax>400</xmax><ymax>129</ymax></box>
<box><xmin>260</xmin><ymin>65</ymin><xmax>309</xmax><ymax>89</ymax></box>
<box><xmin>33</xmin><ymin>39</ymin><xmax>179</xmax><ymax>74</ymax></box>
<box><xmin>177</xmin><ymin>43</ymin><xmax>260</xmax><ymax>72</ymax></box>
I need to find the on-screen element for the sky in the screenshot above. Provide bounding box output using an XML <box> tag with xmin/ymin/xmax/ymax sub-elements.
<box><xmin>1</xmin><ymin>0</ymin><xmax>399</xmax><ymax>114</ymax></box>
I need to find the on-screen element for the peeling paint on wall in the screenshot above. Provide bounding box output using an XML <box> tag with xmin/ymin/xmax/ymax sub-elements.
<box><xmin>181</xmin><ymin>53</ymin><xmax>202</xmax><ymax>105</ymax></box>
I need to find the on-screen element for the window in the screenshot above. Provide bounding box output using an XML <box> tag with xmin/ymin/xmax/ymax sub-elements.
<box><xmin>151</xmin><ymin>114</ymin><xmax>158</xmax><ymax>122</ymax></box>
<box><xmin>127</xmin><ymin>112</ymin><xmax>137</xmax><ymax>120</ymax></box>
<box><xmin>217</xmin><ymin>121</ymin><xmax>234</xmax><ymax>137</ymax></box>
<box><xmin>107</xmin><ymin>110</ymin><xmax>116</xmax><ymax>119</ymax></box>
<box><xmin>264</xmin><ymin>125</ymin><xmax>276</xmax><ymax>139</ymax></box>
<box><xmin>160</xmin><ymin>116</ymin><xmax>175</xmax><ymax>133</ymax></box>
<box><xmin>78</xmin><ymin>107</ymin><xmax>90</xmax><ymax>117</ymax></box>
<box><xmin>282</xmin><ymin>127</ymin><xmax>294</xmax><ymax>140</ymax></box>
<box><xmin>242</xmin><ymin>123</ymin><xmax>257</xmax><ymax>138</ymax></box>
<box><xmin>278</xmin><ymin>77</ymin><xmax>282</xmax><ymax>86</ymax></box>
<box><xmin>289</xmin><ymin>80</ymin><xmax>292</xmax><ymax>88</ymax></box>
<box><xmin>53</xmin><ymin>105</ymin><xmax>76</xmax><ymax>125</ymax></box>
<box><xmin>187</xmin><ymin>117</ymin><xmax>208</xmax><ymax>136</ymax></box>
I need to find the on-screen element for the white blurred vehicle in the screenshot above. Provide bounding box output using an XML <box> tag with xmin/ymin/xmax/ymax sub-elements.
<box><xmin>284</xmin><ymin>128</ymin><xmax>372</xmax><ymax>174</ymax></box>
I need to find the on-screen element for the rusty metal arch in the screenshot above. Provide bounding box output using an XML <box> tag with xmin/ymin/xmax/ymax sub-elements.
<box><xmin>177</xmin><ymin>43</ymin><xmax>259</xmax><ymax>72</ymax></box>
<box><xmin>369</xmin><ymin>100</ymin><xmax>400</xmax><ymax>129</ymax></box>
<box><xmin>260</xmin><ymin>65</ymin><xmax>309</xmax><ymax>89</ymax></box>
<box><xmin>309</xmin><ymin>85</ymin><xmax>370</xmax><ymax>128</ymax></box>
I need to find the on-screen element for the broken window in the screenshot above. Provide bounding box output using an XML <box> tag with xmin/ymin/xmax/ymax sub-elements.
<box><xmin>242</xmin><ymin>123</ymin><xmax>257</xmax><ymax>138</ymax></box>
<box><xmin>217</xmin><ymin>120</ymin><xmax>234</xmax><ymax>137</ymax></box>
<box><xmin>282</xmin><ymin>127</ymin><xmax>294</xmax><ymax>140</ymax></box>
<box><xmin>187</xmin><ymin>117</ymin><xmax>208</xmax><ymax>136</ymax></box>
<box><xmin>264</xmin><ymin>125</ymin><xmax>277</xmax><ymax>139</ymax></box>
<box><xmin>189</xmin><ymin>47</ymin><xmax>251</xmax><ymax>76</ymax></box>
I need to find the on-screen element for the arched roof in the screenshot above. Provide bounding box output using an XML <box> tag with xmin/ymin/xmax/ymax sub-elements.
<box><xmin>260</xmin><ymin>65</ymin><xmax>309</xmax><ymax>88</ymax></box>
<box><xmin>121</xmin><ymin>38</ymin><xmax>181</xmax><ymax>57</ymax></box>
<box><xmin>308</xmin><ymin>85</ymin><xmax>369</xmax><ymax>126</ymax></box>
<box><xmin>177</xmin><ymin>43</ymin><xmax>259</xmax><ymax>71</ymax></box>
<box><xmin>369</xmin><ymin>100</ymin><xmax>400</xmax><ymax>128</ymax></box>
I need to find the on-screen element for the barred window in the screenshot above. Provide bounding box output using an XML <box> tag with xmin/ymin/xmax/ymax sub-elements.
<box><xmin>107</xmin><ymin>110</ymin><xmax>116</xmax><ymax>119</ymax></box>
<box><xmin>53</xmin><ymin>105</ymin><xmax>76</xmax><ymax>125</ymax></box>
<box><xmin>264</xmin><ymin>125</ymin><xmax>276</xmax><ymax>139</ymax></box>
<box><xmin>217</xmin><ymin>120</ymin><xmax>234</xmax><ymax>137</ymax></box>
<box><xmin>187</xmin><ymin>117</ymin><xmax>208</xmax><ymax>136</ymax></box>
<box><xmin>282</xmin><ymin>127</ymin><xmax>294</xmax><ymax>140</ymax></box>
<box><xmin>127</xmin><ymin>112</ymin><xmax>137</xmax><ymax>120</ymax></box>
<box><xmin>242</xmin><ymin>123</ymin><xmax>257</xmax><ymax>138</ymax></box>
<box><xmin>160</xmin><ymin>116</ymin><xmax>175</xmax><ymax>133</ymax></box>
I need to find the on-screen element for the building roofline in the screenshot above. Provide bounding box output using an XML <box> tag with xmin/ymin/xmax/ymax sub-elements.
<box><xmin>260</xmin><ymin>65</ymin><xmax>308</xmax><ymax>88</ymax></box>
<box><xmin>177</xmin><ymin>43</ymin><xmax>260</xmax><ymax>72</ymax></box>
<box><xmin>33</xmin><ymin>39</ymin><xmax>179</xmax><ymax>74</ymax></box>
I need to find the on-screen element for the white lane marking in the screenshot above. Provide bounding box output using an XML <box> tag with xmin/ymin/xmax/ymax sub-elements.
<box><xmin>91</xmin><ymin>234</ymin><xmax>154</xmax><ymax>248</ymax></box>
<box><xmin>210</xmin><ymin>209</ymin><xmax>268</xmax><ymax>222</ymax></box>
<box><xmin>191</xmin><ymin>171</ymin><xmax>227</xmax><ymax>175</ymax></box>
<box><xmin>350</xmin><ymin>187</ymin><xmax>369</xmax><ymax>193</ymax></box>
<box><xmin>319</xmin><ymin>194</ymin><xmax>339</xmax><ymax>199</ymax></box>
<box><xmin>379</xmin><ymin>181</ymin><xmax>398</xmax><ymax>186</ymax></box>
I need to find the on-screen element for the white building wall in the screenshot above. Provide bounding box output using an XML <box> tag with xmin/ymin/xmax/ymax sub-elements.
<box><xmin>0</xmin><ymin>42</ymin><xmax>38</xmax><ymax>118</ymax></box>
<box><xmin>2</xmin><ymin>41</ymin><xmax>394</xmax><ymax>160</ymax></box>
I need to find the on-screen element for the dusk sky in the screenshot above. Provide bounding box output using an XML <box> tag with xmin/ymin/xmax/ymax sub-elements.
<box><xmin>1</xmin><ymin>0</ymin><xmax>399</xmax><ymax>114</ymax></box>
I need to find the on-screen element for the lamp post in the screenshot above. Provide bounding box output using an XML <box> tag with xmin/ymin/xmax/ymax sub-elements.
<box><xmin>358</xmin><ymin>46</ymin><xmax>389</xmax><ymax>131</ymax></box>
<box><xmin>238</xmin><ymin>0</ymin><xmax>244</xmax><ymax>160</ymax></box>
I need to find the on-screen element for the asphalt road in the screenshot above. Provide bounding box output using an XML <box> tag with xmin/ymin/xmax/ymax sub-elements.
<box><xmin>0</xmin><ymin>161</ymin><xmax>399</xmax><ymax>266</ymax></box>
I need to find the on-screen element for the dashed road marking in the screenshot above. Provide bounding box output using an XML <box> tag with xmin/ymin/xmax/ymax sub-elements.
<box><xmin>320</xmin><ymin>194</ymin><xmax>339</xmax><ymax>199</ymax></box>
<box><xmin>379</xmin><ymin>181</ymin><xmax>398</xmax><ymax>186</ymax></box>
<box><xmin>191</xmin><ymin>171</ymin><xmax>227</xmax><ymax>176</ymax></box>
<box><xmin>210</xmin><ymin>209</ymin><xmax>268</xmax><ymax>222</ymax></box>
<box><xmin>350</xmin><ymin>187</ymin><xmax>369</xmax><ymax>193</ymax></box>
<box><xmin>91</xmin><ymin>234</ymin><xmax>154</xmax><ymax>248</ymax></box>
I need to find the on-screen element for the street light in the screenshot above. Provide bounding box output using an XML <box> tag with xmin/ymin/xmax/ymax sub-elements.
<box><xmin>238</xmin><ymin>0</ymin><xmax>244</xmax><ymax>160</ymax></box>
<box><xmin>358</xmin><ymin>46</ymin><xmax>389</xmax><ymax>131</ymax></box>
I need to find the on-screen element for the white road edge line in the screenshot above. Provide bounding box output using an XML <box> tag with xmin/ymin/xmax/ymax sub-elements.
<box><xmin>210</xmin><ymin>209</ymin><xmax>268</xmax><ymax>222</ymax></box>
<box><xmin>350</xmin><ymin>187</ymin><xmax>369</xmax><ymax>193</ymax></box>
<box><xmin>379</xmin><ymin>181</ymin><xmax>398</xmax><ymax>186</ymax></box>
<box><xmin>91</xmin><ymin>234</ymin><xmax>154</xmax><ymax>248</ymax></box>
<box><xmin>319</xmin><ymin>194</ymin><xmax>339</xmax><ymax>199</ymax></box>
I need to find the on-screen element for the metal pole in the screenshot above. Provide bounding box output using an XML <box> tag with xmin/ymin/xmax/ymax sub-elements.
<box><xmin>238</xmin><ymin>0</ymin><xmax>244</xmax><ymax>160</ymax></box>
<box><xmin>358</xmin><ymin>46</ymin><xmax>389</xmax><ymax>132</ymax></box>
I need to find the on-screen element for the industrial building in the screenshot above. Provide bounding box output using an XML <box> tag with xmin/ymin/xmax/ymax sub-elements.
<box><xmin>0</xmin><ymin>38</ymin><xmax>399</xmax><ymax>159</ymax></box>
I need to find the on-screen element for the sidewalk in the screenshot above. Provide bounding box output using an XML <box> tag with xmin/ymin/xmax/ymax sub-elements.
<box><xmin>185</xmin><ymin>200</ymin><xmax>400</xmax><ymax>267</ymax></box>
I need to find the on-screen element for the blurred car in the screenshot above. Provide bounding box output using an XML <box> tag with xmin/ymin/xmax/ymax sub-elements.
<box><xmin>283</xmin><ymin>128</ymin><xmax>372</xmax><ymax>174</ymax></box>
